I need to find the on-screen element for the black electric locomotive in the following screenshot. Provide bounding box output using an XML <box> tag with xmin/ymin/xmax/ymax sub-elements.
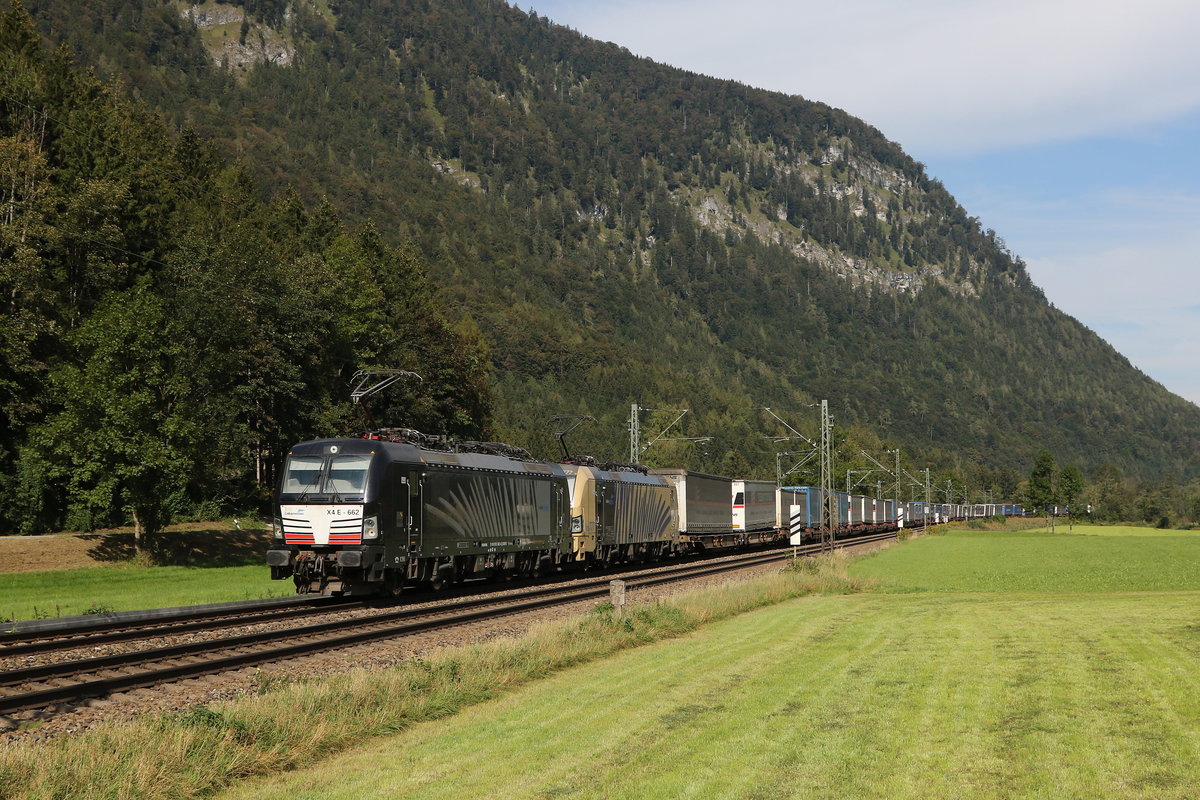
<box><xmin>267</xmin><ymin>435</ymin><xmax>570</xmax><ymax>595</ymax></box>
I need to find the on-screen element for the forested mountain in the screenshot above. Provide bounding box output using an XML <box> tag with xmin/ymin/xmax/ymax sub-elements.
<box><xmin>6</xmin><ymin>0</ymin><xmax>1200</xmax><ymax>531</ymax></box>
<box><xmin>0</xmin><ymin>3</ymin><xmax>489</xmax><ymax>534</ymax></box>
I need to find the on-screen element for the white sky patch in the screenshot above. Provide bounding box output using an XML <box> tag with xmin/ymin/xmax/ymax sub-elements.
<box><xmin>978</xmin><ymin>188</ymin><xmax>1200</xmax><ymax>257</ymax></box>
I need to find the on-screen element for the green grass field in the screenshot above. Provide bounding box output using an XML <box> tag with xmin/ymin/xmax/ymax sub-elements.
<box><xmin>852</xmin><ymin>526</ymin><xmax>1200</xmax><ymax>593</ymax></box>
<box><xmin>0</xmin><ymin>565</ymin><xmax>289</xmax><ymax>622</ymax></box>
<box><xmin>214</xmin><ymin>526</ymin><xmax>1200</xmax><ymax>800</ymax></box>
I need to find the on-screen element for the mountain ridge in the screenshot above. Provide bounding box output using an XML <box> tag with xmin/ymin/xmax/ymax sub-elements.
<box><xmin>19</xmin><ymin>0</ymin><xmax>1200</xmax><ymax>490</ymax></box>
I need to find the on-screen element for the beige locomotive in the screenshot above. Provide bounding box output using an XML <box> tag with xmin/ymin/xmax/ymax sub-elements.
<box><xmin>559</xmin><ymin>463</ymin><xmax>678</xmax><ymax>566</ymax></box>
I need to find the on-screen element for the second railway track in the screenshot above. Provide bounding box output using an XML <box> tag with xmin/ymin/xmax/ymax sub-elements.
<box><xmin>0</xmin><ymin>530</ymin><xmax>896</xmax><ymax>717</ymax></box>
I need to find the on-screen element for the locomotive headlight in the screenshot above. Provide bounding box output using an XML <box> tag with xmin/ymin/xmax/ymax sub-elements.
<box><xmin>362</xmin><ymin>515</ymin><xmax>380</xmax><ymax>539</ymax></box>
<box><xmin>570</xmin><ymin>515</ymin><xmax>583</xmax><ymax>534</ymax></box>
<box><xmin>272</xmin><ymin>517</ymin><xmax>284</xmax><ymax>540</ymax></box>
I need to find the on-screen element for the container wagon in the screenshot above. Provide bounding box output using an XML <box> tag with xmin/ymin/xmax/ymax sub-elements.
<box><xmin>732</xmin><ymin>479</ymin><xmax>777</xmax><ymax>532</ymax></box>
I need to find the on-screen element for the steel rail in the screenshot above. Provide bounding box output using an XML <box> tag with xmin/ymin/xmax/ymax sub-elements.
<box><xmin>0</xmin><ymin>549</ymin><xmax>793</xmax><ymax>690</ymax></box>
<box><xmin>0</xmin><ymin>534</ymin><xmax>803</xmax><ymax>646</ymax></box>
<box><xmin>0</xmin><ymin>527</ymin><xmax>887</xmax><ymax>650</ymax></box>
<box><xmin>0</xmin><ymin>596</ymin><xmax>352</xmax><ymax>644</ymax></box>
<box><xmin>0</xmin><ymin>600</ymin><xmax>373</xmax><ymax>657</ymax></box>
<box><xmin>0</xmin><ymin>529</ymin><xmax>898</xmax><ymax>715</ymax></box>
<box><xmin>0</xmin><ymin>542</ymin><xmax>798</xmax><ymax>657</ymax></box>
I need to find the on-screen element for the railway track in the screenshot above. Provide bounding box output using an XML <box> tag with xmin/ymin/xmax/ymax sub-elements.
<box><xmin>0</xmin><ymin>538</ymin><xmax>812</xmax><ymax>650</ymax></box>
<box><xmin>0</xmin><ymin>596</ymin><xmax>368</xmax><ymax>656</ymax></box>
<box><xmin>0</xmin><ymin>530</ymin><xmax>896</xmax><ymax>716</ymax></box>
<box><xmin>0</xmin><ymin>552</ymin><xmax>737</xmax><ymax>656</ymax></box>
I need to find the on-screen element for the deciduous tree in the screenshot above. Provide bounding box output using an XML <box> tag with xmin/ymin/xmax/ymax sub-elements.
<box><xmin>1026</xmin><ymin>450</ymin><xmax>1057</xmax><ymax>527</ymax></box>
<box><xmin>1058</xmin><ymin>464</ymin><xmax>1083</xmax><ymax>531</ymax></box>
<box><xmin>40</xmin><ymin>284</ymin><xmax>200</xmax><ymax>550</ymax></box>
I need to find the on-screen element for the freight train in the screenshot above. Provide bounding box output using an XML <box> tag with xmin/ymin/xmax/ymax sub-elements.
<box><xmin>266</xmin><ymin>429</ymin><xmax>1021</xmax><ymax>596</ymax></box>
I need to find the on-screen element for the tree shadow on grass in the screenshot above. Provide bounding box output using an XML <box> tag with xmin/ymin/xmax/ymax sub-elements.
<box><xmin>83</xmin><ymin>530</ymin><xmax>273</xmax><ymax>567</ymax></box>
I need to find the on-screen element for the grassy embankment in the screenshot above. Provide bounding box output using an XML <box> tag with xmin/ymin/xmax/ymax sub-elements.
<box><xmin>216</xmin><ymin>526</ymin><xmax>1200</xmax><ymax>800</ymax></box>
<box><xmin>6</xmin><ymin>525</ymin><xmax>1200</xmax><ymax>799</ymax></box>
<box><xmin>0</xmin><ymin>553</ymin><xmax>866</xmax><ymax>799</ymax></box>
<box><xmin>0</xmin><ymin>565</ymin><xmax>290</xmax><ymax>623</ymax></box>
<box><xmin>855</xmin><ymin>524</ymin><xmax>1200</xmax><ymax>592</ymax></box>
<box><xmin>0</xmin><ymin>525</ymin><xmax>283</xmax><ymax>621</ymax></box>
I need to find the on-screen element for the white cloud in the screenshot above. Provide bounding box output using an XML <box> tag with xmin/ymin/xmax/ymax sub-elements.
<box><xmin>532</xmin><ymin>0</ymin><xmax>1200</xmax><ymax>156</ymax></box>
<box><xmin>1030</xmin><ymin>234</ymin><xmax>1200</xmax><ymax>317</ymax></box>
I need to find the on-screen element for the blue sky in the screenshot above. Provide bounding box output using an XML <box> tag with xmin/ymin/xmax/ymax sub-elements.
<box><xmin>521</xmin><ymin>0</ymin><xmax>1200</xmax><ymax>405</ymax></box>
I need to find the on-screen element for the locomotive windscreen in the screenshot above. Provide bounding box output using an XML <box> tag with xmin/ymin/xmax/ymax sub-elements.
<box><xmin>282</xmin><ymin>456</ymin><xmax>323</xmax><ymax>494</ymax></box>
<box><xmin>280</xmin><ymin>454</ymin><xmax>373</xmax><ymax>496</ymax></box>
<box><xmin>326</xmin><ymin>455</ymin><xmax>372</xmax><ymax>493</ymax></box>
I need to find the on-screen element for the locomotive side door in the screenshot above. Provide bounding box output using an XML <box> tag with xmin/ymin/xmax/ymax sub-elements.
<box><xmin>405</xmin><ymin>469</ymin><xmax>422</xmax><ymax>556</ymax></box>
<box><xmin>385</xmin><ymin>467</ymin><xmax>422</xmax><ymax>567</ymax></box>
<box><xmin>553</xmin><ymin>480</ymin><xmax>567</xmax><ymax>549</ymax></box>
<box><xmin>597</xmin><ymin>480</ymin><xmax>616</xmax><ymax>548</ymax></box>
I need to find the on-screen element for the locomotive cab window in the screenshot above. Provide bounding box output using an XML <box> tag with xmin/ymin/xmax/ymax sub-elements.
<box><xmin>327</xmin><ymin>455</ymin><xmax>373</xmax><ymax>494</ymax></box>
<box><xmin>282</xmin><ymin>456</ymin><xmax>324</xmax><ymax>494</ymax></box>
<box><xmin>733</xmin><ymin>492</ymin><xmax>745</xmax><ymax>505</ymax></box>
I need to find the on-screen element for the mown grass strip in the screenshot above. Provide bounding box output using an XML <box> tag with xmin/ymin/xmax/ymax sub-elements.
<box><xmin>0</xmin><ymin>555</ymin><xmax>869</xmax><ymax>800</ymax></box>
<box><xmin>0</xmin><ymin>565</ymin><xmax>289</xmax><ymax>623</ymax></box>
<box><xmin>850</xmin><ymin>526</ymin><xmax>1200</xmax><ymax>593</ymax></box>
<box><xmin>202</xmin><ymin>526</ymin><xmax>1200</xmax><ymax>800</ymax></box>
<box><xmin>215</xmin><ymin>591</ymin><xmax>1200</xmax><ymax>800</ymax></box>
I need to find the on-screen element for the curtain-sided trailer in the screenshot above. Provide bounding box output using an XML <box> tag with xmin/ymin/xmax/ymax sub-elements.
<box><xmin>848</xmin><ymin>495</ymin><xmax>870</xmax><ymax>527</ymax></box>
<box><xmin>732</xmin><ymin>479</ymin><xmax>777</xmax><ymax>532</ymax></box>
<box><xmin>781</xmin><ymin>486</ymin><xmax>822</xmax><ymax>542</ymax></box>
<box><xmin>778</xmin><ymin>487</ymin><xmax>815</xmax><ymax>532</ymax></box>
<box><xmin>650</xmin><ymin>469</ymin><xmax>786</xmax><ymax>550</ymax></box>
<box><xmin>648</xmin><ymin>469</ymin><xmax>731</xmax><ymax>533</ymax></box>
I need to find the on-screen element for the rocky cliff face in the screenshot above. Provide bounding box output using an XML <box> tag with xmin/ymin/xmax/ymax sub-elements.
<box><xmin>181</xmin><ymin>1</ymin><xmax>295</xmax><ymax>70</ymax></box>
<box><xmin>678</xmin><ymin>135</ymin><xmax>991</xmax><ymax>298</ymax></box>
